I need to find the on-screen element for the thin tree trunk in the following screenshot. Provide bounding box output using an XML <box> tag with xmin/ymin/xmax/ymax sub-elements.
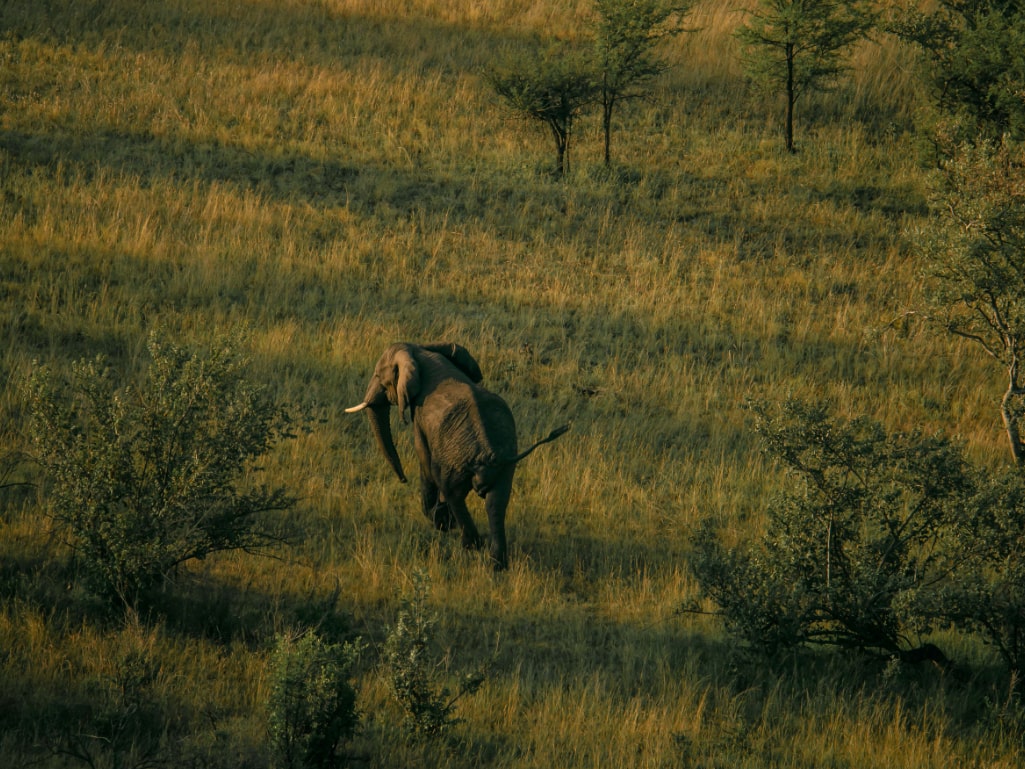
<box><xmin>549</xmin><ymin>120</ymin><xmax>568</xmax><ymax>176</ymax></box>
<box><xmin>1002</xmin><ymin>377</ymin><xmax>1025</xmax><ymax>468</ymax></box>
<box><xmin>565</xmin><ymin>117</ymin><xmax>572</xmax><ymax>175</ymax></box>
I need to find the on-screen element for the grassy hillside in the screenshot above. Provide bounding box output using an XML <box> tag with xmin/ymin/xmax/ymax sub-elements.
<box><xmin>1</xmin><ymin>1</ymin><xmax>1019</xmax><ymax>767</ymax></box>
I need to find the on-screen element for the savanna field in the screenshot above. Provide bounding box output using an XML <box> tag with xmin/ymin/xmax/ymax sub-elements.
<box><xmin>1</xmin><ymin>1</ymin><xmax>1022</xmax><ymax>767</ymax></box>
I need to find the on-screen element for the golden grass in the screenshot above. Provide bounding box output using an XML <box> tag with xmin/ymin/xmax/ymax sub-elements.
<box><xmin>0</xmin><ymin>0</ymin><xmax>1019</xmax><ymax>766</ymax></box>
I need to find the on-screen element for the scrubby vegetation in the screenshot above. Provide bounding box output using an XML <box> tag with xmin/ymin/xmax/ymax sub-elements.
<box><xmin>26</xmin><ymin>332</ymin><xmax>301</xmax><ymax>608</ymax></box>
<box><xmin>268</xmin><ymin>629</ymin><xmax>361</xmax><ymax>769</ymax></box>
<box><xmin>2</xmin><ymin>0</ymin><xmax>1025</xmax><ymax>767</ymax></box>
<box><xmin>383</xmin><ymin>571</ymin><xmax>489</xmax><ymax>740</ymax></box>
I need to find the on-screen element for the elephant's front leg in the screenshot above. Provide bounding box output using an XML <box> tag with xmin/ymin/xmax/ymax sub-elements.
<box><xmin>414</xmin><ymin>429</ymin><xmax>455</xmax><ymax>530</ymax></box>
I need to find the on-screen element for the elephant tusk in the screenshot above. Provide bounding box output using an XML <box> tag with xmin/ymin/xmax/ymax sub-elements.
<box><xmin>344</xmin><ymin>402</ymin><xmax>369</xmax><ymax>414</ymax></box>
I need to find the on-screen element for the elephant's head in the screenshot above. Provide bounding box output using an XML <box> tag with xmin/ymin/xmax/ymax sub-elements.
<box><xmin>345</xmin><ymin>342</ymin><xmax>484</xmax><ymax>483</ymax></box>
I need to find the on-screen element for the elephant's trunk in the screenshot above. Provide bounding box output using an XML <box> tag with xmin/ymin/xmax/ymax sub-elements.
<box><xmin>365</xmin><ymin>404</ymin><xmax>407</xmax><ymax>483</ymax></box>
<box><xmin>346</xmin><ymin>376</ymin><xmax>407</xmax><ymax>483</ymax></box>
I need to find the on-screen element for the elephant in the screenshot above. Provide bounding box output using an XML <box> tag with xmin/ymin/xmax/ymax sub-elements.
<box><xmin>346</xmin><ymin>342</ymin><xmax>568</xmax><ymax>570</ymax></box>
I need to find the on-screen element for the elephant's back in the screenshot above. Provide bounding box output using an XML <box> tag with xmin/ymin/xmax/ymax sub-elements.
<box><xmin>426</xmin><ymin>382</ymin><xmax>517</xmax><ymax>461</ymax></box>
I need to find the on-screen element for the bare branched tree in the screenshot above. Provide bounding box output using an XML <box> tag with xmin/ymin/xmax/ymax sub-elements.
<box><xmin>918</xmin><ymin>138</ymin><xmax>1025</xmax><ymax>467</ymax></box>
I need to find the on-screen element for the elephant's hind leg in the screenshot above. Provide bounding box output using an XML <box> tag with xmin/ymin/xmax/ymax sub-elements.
<box><xmin>446</xmin><ymin>493</ymin><xmax>483</xmax><ymax>552</ymax></box>
<box><xmin>483</xmin><ymin>471</ymin><xmax>514</xmax><ymax>571</ymax></box>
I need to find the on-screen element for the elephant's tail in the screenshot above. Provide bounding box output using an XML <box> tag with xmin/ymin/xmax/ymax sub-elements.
<box><xmin>472</xmin><ymin>425</ymin><xmax>570</xmax><ymax>498</ymax></box>
<box><xmin>510</xmin><ymin>424</ymin><xmax>570</xmax><ymax>464</ymax></box>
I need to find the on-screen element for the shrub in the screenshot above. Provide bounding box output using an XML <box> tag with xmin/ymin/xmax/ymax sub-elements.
<box><xmin>26</xmin><ymin>331</ymin><xmax>299</xmax><ymax>608</ymax></box>
<box><xmin>691</xmin><ymin>399</ymin><xmax>973</xmax><ymax>661</ymax></box>
<box><xmin>383</xmin><ymin>572</ymin><xmax>486</xmax><ymax>739</ymax></box>
<box><xmin>267</xmin><ymin>630</ymin><xmax>361</xmax><ymax>769</ymax></box>
<box><xmin>891</xmin><ymin>0</ymin><xmax>1025</xmax><ymax>142</ymax></box>
<box><xmin>925</xmin><ymin>469</ymin><xmax>1025</xmax><ymax>683</ymax></box>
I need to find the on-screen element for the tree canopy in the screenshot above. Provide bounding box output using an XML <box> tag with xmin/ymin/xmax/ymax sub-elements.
<box><xmin>486</xmin><ymin>43</ymin><xmax>597</xmax><ymax>176</ymax></box>
<box><xmin>892</xmin><ymin>0</ymin><xmax>1025</xmax><ymax>141</ymax></box>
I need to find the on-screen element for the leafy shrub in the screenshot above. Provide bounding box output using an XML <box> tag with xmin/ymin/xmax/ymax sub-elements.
<box><xmin>383</xmin><ymin>572</ymin><xmax>486</xmax><ymax>739</ymax></box>
<box><xmin>26</xmin><ymin>331</ymin><xmax>299</xmax><ymax>607</ymax></box>
<box><xmin>691</xmin><ymin>399</ymin><xmax>973</xmax><ymax>660</ymax></box>
<box><xmin>267</xmin><ymin>630</ymin><xmax>360</xmax><ymax>769</ymax></box>
<box><xmin>690</xmin><ymin>523</ymin><xmax>811</xmax><ymax>657</ymax></box>
<box><xmin>890</xmin><ymin>0</ymin><xmax>1025</xmax><ymax>142</ymax></box>
<box><xmin>926</xmin><ymin>469</ymin><xmax>1025</xmax><ymax>681</ymax></box>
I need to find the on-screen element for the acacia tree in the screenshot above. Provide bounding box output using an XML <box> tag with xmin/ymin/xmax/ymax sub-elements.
<box><xmin>892</xmin><ymin>0</ymin><xmax>1025</xmax><ymax>468</ymax></box>
<box><xmin>591</xmin><ymin>0</ymin><xmax>689</xmax><ymax>166</ymax></box>
<box><xmin>487</xmin><ymin>43</ymin><xmax>597</xmax><ymax>176</ymax></box>
<box><xmin>736</xmin><ymin>0</ymin><xmax>876</xmax><ymax>152</ymax></box>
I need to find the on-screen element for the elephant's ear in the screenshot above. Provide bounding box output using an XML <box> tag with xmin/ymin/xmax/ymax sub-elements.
<box><xmin>424</xmin><ymin>342</ymin><xmax>483</xmax><ymax>383</ymax></box>
<box><xmin>394</xmin><ymin>348</ymin><xmax>420</xmax><ymax>424</ymax></box>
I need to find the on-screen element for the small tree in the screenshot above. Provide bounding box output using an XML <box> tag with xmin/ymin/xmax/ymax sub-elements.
<box><xmin>915</xmin><ymin>138</ymin><xmax>1025</xmax><ymax>468</ymax></box>
<box><xmin>691</xmin><ymin>400</ymin><xmax>971</xmax><ymax>661</ymax></box>
<box><xmin>53</xmin><ymin>621</ymin><xmax>165</xmax><ymax>769</ymax></box>
<box><xmin>591</xmin><ymin>0</ymin><xmax>689</xmax><ymax>165</ymax></box>
<box><xmin>268</xmin><ymin>630</ymin><xmax>361</xmax><ymax>769</ymax></box>
<box><xmin>892</xmin><ymin>0</ymin><xmax>1025</xmax><ymax>469</ymax></box>
<box><xmin>736</xmin><ymin>0</ymin><xmax>876</xmax><ymax>152</ymax></box>
<box><xmin>26</xmin><ymin>331</ymin><xmax>300</xmax><ymax>607</ymax></box>
<box><xmin>487</xmin><ymin>42</ymin><xmax>597</xmax><ymax>176</ymax></box>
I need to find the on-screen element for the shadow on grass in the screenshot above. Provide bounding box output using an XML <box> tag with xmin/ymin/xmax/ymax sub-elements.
<box><xmin>2</xmin><ymin>508</ymin><xmax>1016</xmax><ymax>768</ymax></box>
<box><xmin>0</xmin><ymin>553</ymin><xmax>261</xmax><ymax>768</ymax></box>
<box><xmin>2</xmin><ymin>0</ymin><xmax>512</xmax><ymax>72</ymax></box>
<box><xmin>1</xmin><ymin>0</ymin><xmax>922</xmax><ymax>282</ymax></box>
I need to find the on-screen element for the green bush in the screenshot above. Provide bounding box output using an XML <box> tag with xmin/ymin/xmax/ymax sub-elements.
<box><xmin>926</xmin><ymin>469</ymin><xmax>1025</xmax><ymax>682</ymax></box>
<box><xmin>383</xmin><ymin>572</ymin><xmax>486</xmax><ymax>740</ymax></box>
<box><xmin>691</xmin><ymin>399</ymin><xmax>973</xmax><ymax>661</ymax></box>
<box><xmin>26</xmin><ymin>331</ymin><xmax>299</xmax><ymax>607</ymax></box>
<box><xmin>891</xmin><ymin>0</ymin><xmax>1025</xmax><ymax>142</ymax></box>
<box><xmin>267</xmin><ymin>630</ymin><xmax>361</xmax><ymax>769</ymax></box>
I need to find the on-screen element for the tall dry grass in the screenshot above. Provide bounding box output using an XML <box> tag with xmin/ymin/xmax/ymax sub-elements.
<box><xmin>0</xmin><ymin>0</ymin><xmax>1017</xmax><ymax>767</ymax></box>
